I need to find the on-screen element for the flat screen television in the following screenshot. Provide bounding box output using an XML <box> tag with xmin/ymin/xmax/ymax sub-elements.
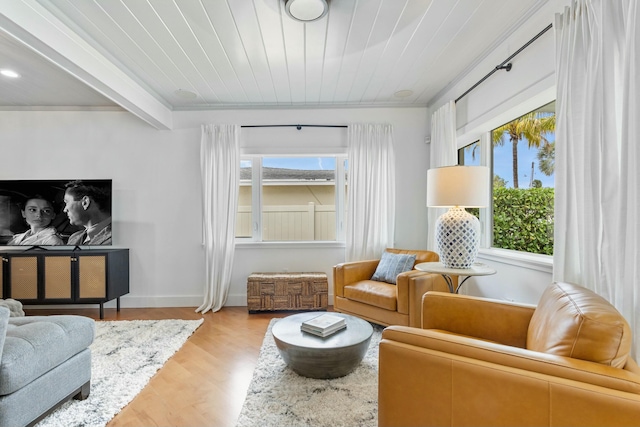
<box><xmin>0</xmin><ymin>179</ymin><xmax>112</xmax><ymax>247</ymax></box>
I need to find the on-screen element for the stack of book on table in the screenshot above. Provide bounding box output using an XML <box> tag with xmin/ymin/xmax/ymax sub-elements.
<box><xmin>301</xmin><ymin>313</ymin><xmax>347</xmax><ymax>337</ymax></box>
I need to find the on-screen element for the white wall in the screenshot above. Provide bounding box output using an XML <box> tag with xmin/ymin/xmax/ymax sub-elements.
<box><xmin>427</xmin><ymin>0</ymin><xmax>570</xmax><ymax>305</ymax></box>
<box><xmin>1</xmin><ymin>106</ymin><xmax>429</xmax><ymax>308</ymax></box>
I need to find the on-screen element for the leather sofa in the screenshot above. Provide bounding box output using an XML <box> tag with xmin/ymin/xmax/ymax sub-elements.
<box><xmin>333</xmin><ymin>248</ymin><xmax>450</xmax><ymax>327</ymax></box>
<box><xmin>0</xmin><ymin>307</ymin><xmax>95</xmax><ymax>427</ymax></box>
<box><xmin>378</xmin><ymin>281</ymin><xmax>640</xmax><ymax>426</ymax></box>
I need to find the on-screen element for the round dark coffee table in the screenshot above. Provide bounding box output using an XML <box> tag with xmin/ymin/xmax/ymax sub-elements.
<box><xmin>272</xmin><ymin>312</ymin><xmax>374</xmax><ymax>379</ymax></box>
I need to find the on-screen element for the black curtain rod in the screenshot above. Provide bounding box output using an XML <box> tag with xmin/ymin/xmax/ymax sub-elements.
<box><xmin>455</xmin><ymin>23</ymin><xmax>553</xmax><ymax>103</ymax></box>
<box><xmin>241</xmin><ymin>124</ymin><xmax>347</xmax><ymax>130</ymax></box>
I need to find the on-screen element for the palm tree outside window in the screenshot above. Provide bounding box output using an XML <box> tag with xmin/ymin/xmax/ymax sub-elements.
<box><xmin>458</xmin><ymin>102</ymin><xmax>556</xmax><ymax>256</ymax></box>
<box><xmin>491</xmin><ymin>101</ymin><xmax>556</xmax><ymax>255</ymax></box>
<box><xmin>492</xmin><ymin>102</ymin><xmax>556</xmax><ymax>189</ymax></box>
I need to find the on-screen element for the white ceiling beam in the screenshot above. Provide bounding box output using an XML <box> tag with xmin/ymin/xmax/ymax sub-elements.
<box><xmin>0</xmin><ymin>0</ymin><xmax>173</xmax><ymax>130</ymax></box>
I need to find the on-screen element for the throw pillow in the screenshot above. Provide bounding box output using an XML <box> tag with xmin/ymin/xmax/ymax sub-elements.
<box><xmin>0</xmin><ymin>298</ymin><xmax>24</xmax><ymax>317</ymax></box>
<box><xmin>371</xmin><ymin>251</ymin><xmax>417</xmax><ymax>285</ymax></box>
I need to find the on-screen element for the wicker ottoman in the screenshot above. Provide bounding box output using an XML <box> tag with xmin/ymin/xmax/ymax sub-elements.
<box><xmin>247</xmin><ymin>272</ymin><xmax>328</xmax><ymax>313</ymax></box>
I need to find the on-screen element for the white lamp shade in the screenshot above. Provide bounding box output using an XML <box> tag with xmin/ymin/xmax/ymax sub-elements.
<box><xmin>285</xmin><ymin>0</ymin><xmax>328</xmax><ymax>22</ymax></box>
<box><xmin>427</xmin><ymin>165</ymin><xmax>489</xmax><ymax>207</ymax></box>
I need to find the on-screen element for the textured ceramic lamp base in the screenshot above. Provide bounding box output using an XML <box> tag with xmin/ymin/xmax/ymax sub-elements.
<box><xmin>435</xmin><ymin>207</ymin><xmax>480</xmax><ymax>269</ymax></box>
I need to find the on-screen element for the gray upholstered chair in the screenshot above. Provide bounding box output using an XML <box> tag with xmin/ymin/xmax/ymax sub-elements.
<box><xmin>0</xmin><ymin>306</ymin><xmax>95</xmax><ymax>427</ymax></box>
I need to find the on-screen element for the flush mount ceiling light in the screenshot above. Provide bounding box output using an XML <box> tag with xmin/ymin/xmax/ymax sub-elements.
<box><xmin>394</xmin><ymin>90</ymin><xmax>413</xmax><ymax>98</ymax></box>
<box><xmin>174</xmin><ymin>89</ymin><xmax>197</xmax><ymax>100</ymax></box>
<box><xmin>0</xmin><ymin>69</ymin><xmax>20</xmax><ymax>78</ymax></box>
<box><xmin>285</xmin><ymin>0</ymin><xmax>328</xmax><ymax>22</ymax></box>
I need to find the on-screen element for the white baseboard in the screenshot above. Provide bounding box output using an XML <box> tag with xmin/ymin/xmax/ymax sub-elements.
<box><xmin>23</xmin><ymin>293</ymin><xmax>335</xmax><ymax>309</ymax></box>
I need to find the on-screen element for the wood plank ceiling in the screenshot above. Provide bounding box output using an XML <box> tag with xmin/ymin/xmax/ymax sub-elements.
<box><xmin>0</xmin><ymin>0</ymin><xmax>547</xmax><ymax>128</ymax></box>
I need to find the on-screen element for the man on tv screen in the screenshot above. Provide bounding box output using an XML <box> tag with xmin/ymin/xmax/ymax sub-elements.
<box><xmin>63</xmin><ymin>180</ymin><xmax>112</xmax><ymax>245</ymax></box>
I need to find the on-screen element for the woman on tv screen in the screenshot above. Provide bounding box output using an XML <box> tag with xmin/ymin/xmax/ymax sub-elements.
<box><xmin>7</xmin><ymin>194</ymin><xmax>64</xmax><ymax>246</ymax></box>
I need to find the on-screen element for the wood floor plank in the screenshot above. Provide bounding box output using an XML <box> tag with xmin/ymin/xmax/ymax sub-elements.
<box><xmin>24</xmin><ymin>306</ymin><xmax>309</xmax><ymax>427</ymax></box>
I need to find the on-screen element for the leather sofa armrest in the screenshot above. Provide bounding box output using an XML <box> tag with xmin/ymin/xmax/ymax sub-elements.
<box><xmin>422</xmin><ymin>291</ymin><xmax>535</xmax><ymax>348</ymax></box>
<box><xmin>395</xmin><ymin>270</ymin><xmax>430</xmax><ymax>315</ymax></box>
<box><xmin>333</xmin><ymin>259</ymin><xmax>379</xmax><ymax>298</ymax></box>
<box><xmin>396</xmin><ymin>271</ymin><xmax>449</xmax><ymax>327</ymax></box>
<box><xmin>382</xmin><ymin>326</ymin><xmax>640</xmax><ymax>394</ymax></box>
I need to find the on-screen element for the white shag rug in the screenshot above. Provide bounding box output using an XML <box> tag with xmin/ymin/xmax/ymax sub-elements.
<box><xmin>236</xmin><ymin>318</ymin><xmax>383</xmax><ymax>427</ymax></box>
<box><xmin>36</xmin><ymin>318</ymin><xmax>204</xmax><ymax>427</ymax></box>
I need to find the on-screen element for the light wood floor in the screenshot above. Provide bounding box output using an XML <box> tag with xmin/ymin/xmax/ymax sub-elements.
<box><xmin>25</xmin><ymin>306</ymin><xmax>311</xmax><ymax>427</ymax></box>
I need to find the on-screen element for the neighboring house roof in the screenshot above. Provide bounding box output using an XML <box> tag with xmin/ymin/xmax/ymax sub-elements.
<box><xmin>240</xmin><ymin>167</ymin><xmax>335</xmax><ymax>181</ymax></box>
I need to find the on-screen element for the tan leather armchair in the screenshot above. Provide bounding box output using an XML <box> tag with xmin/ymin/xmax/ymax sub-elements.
<box><xmin>378</xmin><ymin>281</ymin><xmax>640</xmax><ymax>426</ymax></box>
<box><xmin>333</xmin><ymin>248</ymin><xmax>450</xmax><ymax>327</ymax></box>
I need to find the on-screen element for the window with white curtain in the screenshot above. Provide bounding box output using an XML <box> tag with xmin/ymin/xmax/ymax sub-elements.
<box><xmin>457</xmin><ymin>101</ymin><xmax>556</xmax><ymax>256</ymax></box>
<box><xmin>236</xmin><ymin>155</ymin><xmax>347</xmax><ymax>242</ymax></box>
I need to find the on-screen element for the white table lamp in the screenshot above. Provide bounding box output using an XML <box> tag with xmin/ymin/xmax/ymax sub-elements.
<box><xmin>427</xmin><ymin>165</ymin><xmax>489</xmax><ymax>269</ymax></box>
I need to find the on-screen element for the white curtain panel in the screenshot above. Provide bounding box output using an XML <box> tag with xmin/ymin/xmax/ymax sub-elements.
<box><xmin>346</xmin><ymin>124</ymin><xmax>396</xmax><ymax>262</ymax></box>
<box><xmin>197</xmin><ymin>124</ymin><xmax>240</xmax><ymax>314</ymax></box>
<box><xmin>554</xmin><ymin>0</ymin><xmax>640</xmax><ymax>357</ymax></box>
<box><xmin>427</xmin><ymin>100</ymin><xmax>458</xmax><ymax>251</ymax></box>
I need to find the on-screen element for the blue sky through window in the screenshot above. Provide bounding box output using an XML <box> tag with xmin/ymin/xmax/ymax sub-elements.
<box><xmin>493</xmin><ymin>135</ymin><xmax>555</xmax><ymax>188</ymax></box>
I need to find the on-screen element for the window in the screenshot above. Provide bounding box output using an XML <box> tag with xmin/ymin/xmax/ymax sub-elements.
<box><xmin>458</xmin><ymin>140</ymin><xmax>480</xmax><ymax>166</ymax></box>
<box><xmin>236</xmin><ymin>160</ymin><xmax>253</xmax><ymax>238</ymax></box>
<box><xmin>490</xmin><ymin>101</ymin><xmax>555</xmax><ymax>255</ymax></box>
<box><xmin>236</xmin><ymin>156</ymin><xmax>347</xmax><ymax>242</ymax></box>
<box><xmin>456</xmin><ymin>101</ymin><xmax>556</xmax><ymax>256</ymax></box>
<box><xmin>458</xmin><ymin>141</ymin><xmax>481</xmax><ymax>220</ymax></box>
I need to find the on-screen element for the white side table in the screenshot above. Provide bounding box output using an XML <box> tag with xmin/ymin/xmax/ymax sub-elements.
<box><xmin>414</xmin><ymin>261</ymin><xmax>497</xmax><ymax>294</ymax></box>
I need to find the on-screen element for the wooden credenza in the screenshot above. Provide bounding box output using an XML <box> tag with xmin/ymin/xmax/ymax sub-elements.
<box><xmin>0</xmin><ymin>248</ymin><xmax>129</xmax><ymax>319</ymax></box>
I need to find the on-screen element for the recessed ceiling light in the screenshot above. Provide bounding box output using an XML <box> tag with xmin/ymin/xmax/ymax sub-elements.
<box><xmin>394</xmin><ymin>90</ymin><xmax>413</xmax><ymax>98</ymax></box>
<box><xmin>0</xmin><ymin>69</ymin><xmax>20</xmax><ymax>78</ymax></box>
<box><xmin>174</xmin><ymin>89</ymin><xmax>197</xmax><ymax>100</ymax></box>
